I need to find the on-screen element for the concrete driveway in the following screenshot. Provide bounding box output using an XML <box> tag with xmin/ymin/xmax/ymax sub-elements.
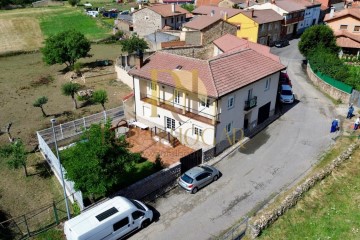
<box><xmin>129</xmin><ymin>39</ymin><xmax>336</xmax><ymax>240</ymax></box>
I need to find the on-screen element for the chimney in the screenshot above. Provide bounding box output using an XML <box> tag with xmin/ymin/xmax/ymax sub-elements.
<box><xmin>246</xmin><ymin>0</ymin><xmax>250</xmax><ymax>7</ymax></box>
<box><xmin>171</xmin><ymin>3</ymin><xmax>175</xmax><ymax>13</ymax></box>
<box><xmin>210</xmin><ymin>10</ymin><xmax>215</xmax><ymax>16</ymax></box>
<box><xmin>135</xmin><ymin>49</ymin><xmax>144</xmax><ymax>69</ymax></box>
<box><xmin>330</xmin><ymin>6</ymin><xmax>335</xmax><ymax>18</ymax></box>
<box><xmin>139</xmin><ymin>3</ymin><xmax>142</xmax><ymax>9</ymax></box>
<box><xmin>223</xmin><ymin>11</ymin><xmax>228</xmax><ymax>21</ymax></box>
<box><xmin>251</xmin><ymin>9</ymin><xmax>254</xmax><ymax>17</ymax></box>
<box><xmin>271</xmin><ymin>0</ymin><xmax>275</xmax><ymax>4</ymax></box>
<box><xmin>131</xmin><ymin>7</ymin><xmax>135</xmax><ymax>12</ymax></box>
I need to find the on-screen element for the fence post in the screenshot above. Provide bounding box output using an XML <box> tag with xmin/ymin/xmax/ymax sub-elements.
<box><xmin>60</xmin><ymin>124</ymin><xmax>64</xmax><ymax>139</ymax></box>
<box><xmin>83</xmin><ymin>117</ymin><xmax>86</xmax><ymax>129</ymax></box>
<box><xmin>53</xmin><ymin>201</ymin><xmax>59</xmax><ymax>225</ymax></box>
<box><xmin>155</xmin><ymin>126</ymin><xmax>157</xmax><ymax>135</ymax></box>
<box><xmin>103</xmin><ymin>111</ymin><xmax>107</xmax><ymax>122</ymax></box>
<box><xmin>23</xmin><ymin>215</ymin><xmax>31</xmax><ymax>238</ymax></box>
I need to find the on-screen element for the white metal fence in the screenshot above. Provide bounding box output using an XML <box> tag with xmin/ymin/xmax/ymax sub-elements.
<box><xmin>36</xmin><ymin>106</ymin><xmax>125</xmax><ymax>210</ymax></box>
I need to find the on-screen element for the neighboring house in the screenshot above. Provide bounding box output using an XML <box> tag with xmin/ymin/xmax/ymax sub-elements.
<box><xmin>160</xmin><ymin>0</ymin><xmax>195</xmax><ymax>4</ymax></box>
<box><xmin>324</xmin><ymin>7</ymin><xmax>360</xmax><ymax>56</ymax></box>
<box><xmin>182</xmin><ymin>15</ymin><xmax>237</xmax><ymax>45</ymax></box>
<box><xmin>129</xmin><ymin>44</ymin><xmax>285</xmax><ymax>153</ymax></box>
<box><xmin>192</xmin><ymin>5</ymin><xmax>242</xmax><ymax>18</ymax></box>
<box><xmin>196</xmin><ymin>0</ymin><xmax>223</xmax><ymax>7</ymax></box>
<box><xmin>133</xmin><ymin>4</ymin><xmax>189</xmax><ymax>36</ymax></box>
<box><xmin>227</xmin><ymin>9</ymin><xmax>283</xmax><ymax>46</ymax></box>
<box><xmin>294</xmin><ymin>0</ymin><xmax>321</xmax><ymax>34</ymax></box>
<box><xmin>250</xmin><ymin>0</ymin><xmax>306</xmax><ymax>38</ymax></box>
<box><xmin>115</xmin><ymin>14</ymin><xmax>133</xmax><ymax>34</ymax></box>
<box><xmin>218</xmin><ymin>0</ymin><xmax>257</xmax><ymax>9</ymax></box>
<box><xmin>145</xmin><ymin>31</ymin><xmax>181</xmax><ymax>50</ymax></box>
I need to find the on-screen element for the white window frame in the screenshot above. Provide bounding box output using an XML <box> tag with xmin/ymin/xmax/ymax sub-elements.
<box><xmin>193</xmin><ymin>125</ymin><xmax>203</xmax><ymax>136</ymax></box>
<box><xmin>199</xmin><ymin>97</ymin><xmax>210</xmax><ymax>108</ymax></box>
<box><xmin>148</xmin><ymin>82</ymin><xmax>157</xmax><ymax>91</ymax></box>
<box><xmin>227</xmin><ymin>95</ymin><xmax>235</xmax><ymax>109</ymax></box>
<box><xmin>354</xmin><ymin>26</ymin><xmax>360</xmax><ymax>32</ymax></box>
<box><xmin>165</xmin><ymin>116</ymin><xmax>175</xmax><ymax>131</ymax></box>
<box><xmin>268</xmin><ymin>23</ymin><xmax>272</xmax><ymax>31</ymax></box>
<box><xmin>174</xmin><ymin>89</ymin><xmax>181</xmax><ymax>104</ymax></box>
<box><xmin>265</xmin><ymin>78</ymin><xmax>271</xmax><ymax>91</ymax></box>
<box><xmin>226</xmin><ymin>122</ymin><xmax>233</xmax><ymax>134</ymax></box>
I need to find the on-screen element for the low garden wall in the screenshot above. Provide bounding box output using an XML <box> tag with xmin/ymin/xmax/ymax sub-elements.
<box><xmin>306</xmin><ymin>64</ymin><xmax>351</xmax><ymax>103</ymax></box>
<box><xmin>248</xmin><ymin>142</ymin><xmax>359</xmax><ymax>238</ymax></box>
<box><xmin>113</xmin><ymin>162</ymin><xmax>182</xmax><ymax>202</ymax></box>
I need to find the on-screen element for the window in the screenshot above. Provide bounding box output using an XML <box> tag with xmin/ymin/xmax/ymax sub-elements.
<box><xmin>165</xmin><ymin>19</ymin><xmax>167</xmax><ymax>25</ymax></box>
<box><xmin>227</xmin><ymin>95</ymin><xmax>234</xmax><ymax>109</ymax></box>
<box><xmin>265</xmin><ymin>78</ymin><xmax>271</xmax><ymax>91</ymax></box>
<box><xmin>181</xmin><ymin>16</ymin><xmax>184</xmax><ymax>21</ymax></box>
<box><xmin>171</xmin><ymin>17</ymin><xmax>174</xmax><ymax>24</ymax></box>
<box><xmin>132</xmin><ymin>211</ymin><xmax>145</xmax><ymax>220</ymax></box>
<box><xmin>226</xmin><ymin>122</ymin><xmax>233</xmax><ymax>133</ymax></box>
<box><xmin>166</xmin><ymin>117</ymin><xmax>175</xmax><ymax>130</ymax></box>
<box><xmin>174</xmin><ymin>89</ymin><xmax>181</xmax><ymax>104</ymax></box>
<box><xmin>113</xmin><ymin>217</ymin><xmax>129</xmax><ymax>231</ymax></box>
<box><xmin>268</xmin><ymin>23</ymin><xmax>272</xmax><ymax>31</ymax></box>
<box><xmin>354</xmin><ymin>26</ymin><xmax>360</xmax><ymax>32</ymax></box>
<box><xmin>275</xmin><ymin>23</ymin><xmax>279</xmax><ymax>30</ymax></box>
<box><xmin>340</xmin><ymin>25</ymin><xmax>348</xmax><ymax>30</ymax></box>
<box><xmin>237</xmin><ymin>25</ymin><xmax>241</xmax><ymax>30</ymax></box>
<box><xmin>248</xmin><ymin>88</ymin><xmax>253</xmax><ymax>99</ymax></box>
<box><xmin>200</xmin><ymin>97</ymin><xmax>210</xmax><ymax>108</ymax></box>
<box><xmin>261</xmin><ymin>24</ymin><xmax>265</xmax><ymax>32</ymax></box>
<box><xmin>149</xmin><ymin>82</ymin><xmax>157</xmax><ymax>91</ymax></box>
<box><xmin>196</xmin><ymin>172</ymin><xmax>210</xmax><ymax>181</ymax></box>
<box><xmin>193</xmin><ymin>125</ymin><xmax>203</xmax><ymax>136</ymax></box>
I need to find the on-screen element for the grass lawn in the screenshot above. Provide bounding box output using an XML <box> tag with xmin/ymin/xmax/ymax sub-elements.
<box><xmin>258</xmin><ymin>137</ymin><xmax>360</xmax><ymax>240</ymax></box>
<box><xmin>39</xmin><ymin>9</ymin><xmax>111</xmax><ymax>40</ymax></box>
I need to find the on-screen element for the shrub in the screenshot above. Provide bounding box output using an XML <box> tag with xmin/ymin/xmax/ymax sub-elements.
<box><xmin>154</xmin><ymin>153</ymin><xmax>165</xmax><ymax>170</ymax></box>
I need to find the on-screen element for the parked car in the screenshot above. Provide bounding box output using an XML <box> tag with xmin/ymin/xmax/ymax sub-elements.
<box><xmin>279</xmin><ymin>72</ymin><xmax>292</xmax><ymax>87</ymax></box>
<box><xmin>279</xmin><ymin>84</ymin><xmax>295</xmax><ymax>104</ymax></box>
<box><xmin>275</xmin><ymin>39</ymin><xmax>289</xmax><ymax>48</ymax></box>
<box><xmin>178</xmin><ymin>165</ymin><xmax>220</xmax><ymax>194</ymax></box>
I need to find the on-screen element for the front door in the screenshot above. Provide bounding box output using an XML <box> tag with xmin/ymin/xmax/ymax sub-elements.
<box><xmin>165</xmin><ymin>116</ymin><xmax>175</xmax><ymax>131</ymax></box>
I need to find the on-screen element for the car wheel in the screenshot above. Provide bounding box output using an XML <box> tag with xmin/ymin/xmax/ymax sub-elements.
<box><xmin>213</xmin><ymin>175</ymin><xmax>218</xmax><ymax>181</ymax></box>
<box><xmin>192</xmin><ymin>187</ymin><xmax>198</xmax><ymax>194</ymax></box>
<box><xmin>141</xmin><ymin>219</ymin><xmax>150</xmax><ymax>229</ymax></box>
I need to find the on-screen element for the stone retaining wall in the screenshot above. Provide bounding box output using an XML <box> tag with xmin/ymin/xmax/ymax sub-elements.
<box><xmin>249</xmin><ymin>142</ymin><xmax>359</xmax><ymax>238</ymax></box>
<box><xmin>306</xmin><ymin>64</ymin><xmax>350</xmax><ymax>103</ymax></box>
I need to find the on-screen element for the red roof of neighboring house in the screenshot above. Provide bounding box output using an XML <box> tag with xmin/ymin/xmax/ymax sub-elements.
<box><xmin>272</xmin><ymin>0</ymin><xmax>306</xmax><ymax>12</ymax></box>
<box><xmin>146</xmin><ymin>4</ymin><xmax>189</xmax><ymax>17</ymax></box>
<box><xmin>183</xmin><ymin>16</ymin><xmax>222</xmax><ymax>30</ymax></box>
<box><xmin>213</xmin><ymin>34</ymin><xmax>280</xmax><ymax>62</ymax></box>
<box><xmin>196</xmin><ymin>0</ymin><xmax>222</xmax><ymax>7</ymax></box>
<box><xmin>334</xmin><ymin>30</ymin><xmax>360</xmax><ymax>48</ymax></box>
<box><xmin>192</xmin><ymin>6</ymin><xmax>242</xmax><ymax>18</ymax></box>
<box><xmin>241</xmin><ymin>9</ymin><xmax>283</xmax><ymax>24</ymax></box>
<box><xmin>324</xmin><ymin>8</ymin><xmax>360</xmax><ymax>22</ymax></box>
<box><xmin>129</xmin><ymin>49</ymin><xmax>285</xmax><ymax>98</ymax></box>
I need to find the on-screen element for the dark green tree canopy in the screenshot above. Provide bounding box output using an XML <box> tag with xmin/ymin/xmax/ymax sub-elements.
<box><xmin>61</xmin><ymin>121</ymin><xmax>141</xmax><ymax>200</ymax></box>
<box><xmin>92</xmin><ymin>90</ymin><xmax>108</xmax><ymax>110</ymax></box>
<box><xmin>33</xmin><ymin>96</ymin><xmax>48</xmax><ymax>117</ymax></box>
<box><xmin>298</xmin><ymin>25</ymin><xmax>339</xmax><ymax>58</ymax></box>
<box><xmin>181</xmin><ymin>3</ymin><xmax>195</xmax><ymax>12</ymax></box>
<box><xmin>120</xmin><ymin>34</ymin><xmax>148</xmax><ymax>54</ymax></box>
<box><xmin>68</xmin><ymin>0</ymin><xmax>80</xmax><ymax>6</ymax></box>
<box><xmin>0</xmin><ymin>140</ymin><xmax>28</xmax><ymax>177</ymax></box>
<box><xmin>41</xmin><ymin>30</ymin><xmax>91</xmax><ymax>67</ymax></box>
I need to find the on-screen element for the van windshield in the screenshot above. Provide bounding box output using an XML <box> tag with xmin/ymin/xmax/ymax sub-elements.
<box><xmin>130</xmin><ymin>199</ymin><xmax>146</xmax><ymax>211</ymax></box>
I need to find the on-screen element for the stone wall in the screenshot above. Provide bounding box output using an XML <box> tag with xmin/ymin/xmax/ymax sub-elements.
<box><xmin>306</xmin><ymin>64</ymin><xmax>351</xmax><ymax>104</ymax></box>
<box><xmin>185</xmin><ymin>31</ymin><xmax>202</xmax><ymax>45</ymax></box>
<box><xmin>202</xmin><ymin>21</ymin><xmax>237</xmax><ymax>45</ymax></box>
<box><xmin>248</xmin><ymin>142</ymin><xmax>359</xmax><ymax>239</ymax></box>
<box><xmin>133</xmin><ymin>8</ymin><xmax>162</xmax><ymax>37</ymax></box>
<box><xmin>161</xmin><ymin>44</ymin><xmax>213</xmax><ymax>60</ymax></box>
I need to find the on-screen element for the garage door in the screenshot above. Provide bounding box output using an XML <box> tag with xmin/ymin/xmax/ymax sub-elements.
<box><xmin>257</xmin><ymin>102</ymin><xmax>271</xmax><ymax>125</ymax></box>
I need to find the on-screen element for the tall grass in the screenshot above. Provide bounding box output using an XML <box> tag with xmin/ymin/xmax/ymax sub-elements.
<box><xmin>39</xmin><ymin>9</ymin><xmax>111</xmax><ymax>40</ymax></box>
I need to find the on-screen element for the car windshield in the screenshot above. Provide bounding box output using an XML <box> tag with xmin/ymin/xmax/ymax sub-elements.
<box><xmin>200</xmin><ymin>166</ymin><xmax>213</xmax><ymax>172</ymax></box>
<box><xmin>130</xmin><ymin>199</ymin><xmax>146</xmax><ymax>211</ymax></box>
<box><xmin>281</xmin><ymin>90</ymin><xmax>293</xmax><ymax>95</ymax></box>
<box><xmin>181</xmin><ymin>174</ymin><xmax>193</xmax><ymax>183</ymax></box>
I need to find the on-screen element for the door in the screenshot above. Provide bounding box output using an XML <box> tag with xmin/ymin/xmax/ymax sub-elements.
<box><xmin>165</xmin><ymin>116</ymin><xmax>175</xmax><ymax>131</ymax></box>
<box><xmin>131</xmin><ymin>211</ymin><xmax>145</xmax><ymax>229</ymax></box>
<box><xmin>111</xmin><ymin>216</ymin><xmax>135</xmax><ymax>240</ymax></box>
<box><xmin>196</xmin><ymin>172</ymin><xmax>212</xmax><ymax>188</ymax></box>
<box><xmin>257</xmin><ymin>102</ymin><xmax>271</xmax><ymax>125</ymax></box>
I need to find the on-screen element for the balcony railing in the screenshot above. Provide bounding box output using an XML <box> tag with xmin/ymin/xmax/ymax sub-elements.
<box><xmin>244</xmin><ymin>96</ymin><xmax>257</xmax><ymax>111</ymax></box>
<box><xmin>140</xmin><ymin>93</ymin><xmax>219</xmax><ymax>125</ymax></box>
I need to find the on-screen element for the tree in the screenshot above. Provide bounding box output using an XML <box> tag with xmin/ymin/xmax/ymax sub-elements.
<box><xmin>41</xmin><ymin>30</ymin><xmax>91</xmax><ymax>68</ymax></box>
<box><xmin>181</xmin><ymin>3</ymin><xmax>195</xmax><ymax>12</ymax></box>
<box><xmin>298</xmin><ymin>25</ymin><xmax>339</xmax><ymax>58</ymax></box>
<box><xmin>62</xmin><ymin>82</ymin><xmax>81</xmax><ymax>109</ymax></box>
<box><xmin>33</xmin><ymin>96</ymin><xmax>48</xmax><ymax>117</ymax></box>
<box><xmin>68</xmin><ymin>0</ymin><xmax>80</xmax><ymax>6</ymax></box>
<box><xmin>61</xmin><ymin>121</ymin><xmax>141</xmax><ymax>202</ymax></box>
<box><xmin>120</xmin><ymin>34</ymin><xmax>148</xmax><ymax>54</ymax></box>
<box><xmin>92</xmin><ymin>90</ymin><xmax>108</xmax><ymax>110</ymax></box>
<box><xmin>0</xmin><ymin>140</ymin><xmax>28</xmax><ymax>177</ymax></box>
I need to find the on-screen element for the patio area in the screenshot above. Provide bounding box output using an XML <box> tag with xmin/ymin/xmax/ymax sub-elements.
<box><xmin>126</xmin><ymin>127</ymin><xmax>194</xmax><ymax>166</ymax></box>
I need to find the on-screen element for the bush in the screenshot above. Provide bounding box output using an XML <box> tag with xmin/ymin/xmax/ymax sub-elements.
<box><xmin>73</xmin><ymin>62</ymin><xmax>83</xmax><ymax>75</ymax></box>
<box><xmin>154</xmin><ymin>153</ymin><xmax>165</xmax><ymax>171</ymax></box>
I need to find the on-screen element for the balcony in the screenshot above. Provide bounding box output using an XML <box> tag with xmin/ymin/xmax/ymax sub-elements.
<box><xmin>140</xmin><ymin>93</ymin><xmax>219</xmax><ymax>126</ymax></box>
<box><xmin>244</xmin><ymin>96</ymin><xmax>257</xmax><ymax>111</ymax></box>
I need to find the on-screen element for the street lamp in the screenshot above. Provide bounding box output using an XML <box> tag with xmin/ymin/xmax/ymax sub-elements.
<box><xmin>51</xmin><ymin>118</ymin><xmax>71</xmax><ymax>220</ymax></box>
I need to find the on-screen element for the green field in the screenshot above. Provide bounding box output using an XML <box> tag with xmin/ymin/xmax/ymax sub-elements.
<box><xmin>259</xmin><ymin>138</ymin><xmax>360</xmax><ymax>240</ymax></box>
<box><xmin>39</xmin><ymin>9</ymin><xmax>111</xmax><ymax>40</ymax></box>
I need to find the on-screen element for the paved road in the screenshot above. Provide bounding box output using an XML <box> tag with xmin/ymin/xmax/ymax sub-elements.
<box><xmin>130</xmin><ymin>39</ymin><xmax>336</xmax><ymax>240</ymax></box>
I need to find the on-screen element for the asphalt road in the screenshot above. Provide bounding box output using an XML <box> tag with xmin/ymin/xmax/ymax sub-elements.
<box><xmin>129</xmin><ymin>39</ymin><xmax>336</xmax><ymax>240</ymax></box>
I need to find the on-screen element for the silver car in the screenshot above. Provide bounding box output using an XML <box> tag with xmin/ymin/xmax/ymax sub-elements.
<box><xmin>279</xmin><ymin>84</ymin><xmax>295</xmax><ymax>104</ymax></box>
<box><xmin>178</xmin><ymin>165</ymin><xmax>220</xmax><ymax>194</ymax></box>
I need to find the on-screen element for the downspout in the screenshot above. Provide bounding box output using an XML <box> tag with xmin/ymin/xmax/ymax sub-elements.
<box><xmin>133</xmin><ymin>76</ymin><xmax>137</xmax><ymax>122</ymax></box>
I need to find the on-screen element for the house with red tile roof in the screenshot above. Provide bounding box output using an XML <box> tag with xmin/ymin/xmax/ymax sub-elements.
<box><xmin>133</xmin><ymin>4</ymin><xmax>189</xmax><ymax>36</ymax></box>
<box><xmin>324</xmin><ymin>7</ymin><xmax>360</xmax><ymax>56</ymax></box>
<box><xmin>129</xmin><ymin>47</ymin><xmax>285</xmax><ymax>152</ymax></box>
<box><xmin>195</xmin><ymin>0</ymin><xmax>223</xmax><ymax>7</ymax></box>
<box><xmin>182</xmin><ymin>15</ymin><xmax>237</xmax><ymax>45</ymax></box>
<box><xmin>192</xmin><ymin>5</ymin><xmax>242</xmax><ymax>18</ymax></box>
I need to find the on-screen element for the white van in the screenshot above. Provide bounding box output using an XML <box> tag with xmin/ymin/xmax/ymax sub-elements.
<box><xmin>64</xmin><ymin>196</ymin><xmax>153</xmax><ymax>240</ymax></box>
